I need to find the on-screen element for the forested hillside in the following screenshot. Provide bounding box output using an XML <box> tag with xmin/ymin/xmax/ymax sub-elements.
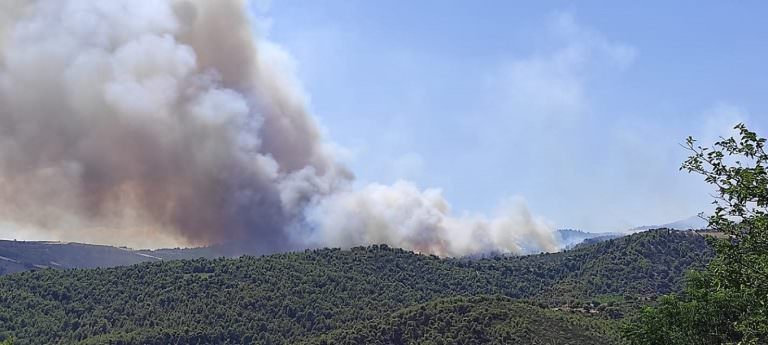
<box><xmin>0</xmin><ymin>229</ymin><xmax>712</xmax><ymax>344</ymax></box>
<box><xmin>302</xmin><ymin>296</ymin><xmax>621</xmax><ymax>345</ymax></box>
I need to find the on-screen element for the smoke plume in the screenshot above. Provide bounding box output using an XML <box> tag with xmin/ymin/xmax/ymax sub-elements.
<box><xmin>0</xmin><ymin>0</ymin><xmax>557</xmax><ymax>256</ymax></box>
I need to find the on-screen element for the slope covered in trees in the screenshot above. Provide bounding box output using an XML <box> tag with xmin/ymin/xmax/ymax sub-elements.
<box><xmin>302</xmin><ymin>295</ymin><xmax>621</xmax><ymax>345</ymax></box>
<box><xmin>0</xmin><ymin>229</ymin><xmax>712</xmax><ymax>344</ymax></box>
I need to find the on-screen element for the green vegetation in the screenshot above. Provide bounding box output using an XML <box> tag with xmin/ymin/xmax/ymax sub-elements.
<box><xmin>0</xmin><ymin>229</ymin><xmax>710</xmax><ymax>344</ymax></box>
<box><xmin>624</xmin><ymin>124</ymin><xmax>768</xmax><ymax>344</ymax></box>
<box><xmin>302</xmin><ymin>296</ymin><xmax>620</xmax><ymax>345</ymax></box>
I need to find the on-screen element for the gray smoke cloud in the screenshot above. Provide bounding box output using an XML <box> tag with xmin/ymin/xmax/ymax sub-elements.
<box><xmin>0</xmin><ymin>0</ymin><xmax>557</xmax><ymax>256</ymax></box>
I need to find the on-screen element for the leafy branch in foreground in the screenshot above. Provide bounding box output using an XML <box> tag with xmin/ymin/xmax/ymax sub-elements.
<box><xmin>624</xmin><ymin>124</ymin><xmax>768</xmax><ymax>344</ymax></box>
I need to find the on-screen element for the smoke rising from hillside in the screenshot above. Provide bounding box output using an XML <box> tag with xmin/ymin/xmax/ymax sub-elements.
<box><xmin>0</xmin><ymin>0</ymin><xmax>557</xmax><ymax>256</ymax></box>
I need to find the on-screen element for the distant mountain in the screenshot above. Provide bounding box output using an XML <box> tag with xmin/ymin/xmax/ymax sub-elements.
<box><xmin>630</xmin><ymin>215</ymin><xmax>709</xmax><ymax>232</ymax></box>
<box><xmin>556</xmin><ymin>229</ymin><xmax>623</xmax><ymax>249</ymax></box>
<box><xmin>0</xmin><ymin>240</ymin><xmax>220</xmax><ymax>276</ymax></box>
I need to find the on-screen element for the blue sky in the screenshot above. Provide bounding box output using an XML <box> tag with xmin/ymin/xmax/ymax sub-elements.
<box><xmin>253</xmin><ymin>1</ymin><xmax>768</xmax><ymax>232</ymax></box>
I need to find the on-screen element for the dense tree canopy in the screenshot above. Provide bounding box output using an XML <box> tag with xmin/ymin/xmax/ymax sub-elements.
<box><xmin>0</xmin><ymin>230</ymin><xmax>711</xmax><ymax>344</ymax></box>
<box><xmin>302</xmin><ymin>296</ymin><xmax>621</xmax><ymax>345</ymax></box>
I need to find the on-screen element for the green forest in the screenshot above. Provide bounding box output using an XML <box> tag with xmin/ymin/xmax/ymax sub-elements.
<box><xmin>0</xmin><ymin>229</ymin><xmax>711</xmax><ymax>344</ymax></box>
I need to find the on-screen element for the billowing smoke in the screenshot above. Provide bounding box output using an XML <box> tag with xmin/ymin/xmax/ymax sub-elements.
<box><xmin>301</xmin><ymin>182</ymin><xmax>556</xmax><ymax>256</ymax></box>
<box><xmin>0</xmin><ymin>0</ymin><xmax>557</xmax><ymax>256</ymax></box>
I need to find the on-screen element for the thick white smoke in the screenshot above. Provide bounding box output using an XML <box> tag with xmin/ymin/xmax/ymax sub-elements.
<box><xmin>300</xmin><ymin>181</ymin><xmax>557</xmax><ymax>256</ymax></box>
<box><xmin>0</xmin><ymin>0</ymin><xmax>557</xmax><ymax>255</ymax></box>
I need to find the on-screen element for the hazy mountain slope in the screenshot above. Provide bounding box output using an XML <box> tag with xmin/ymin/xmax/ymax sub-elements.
<box><xmin>630</xmin><ymin>215</ymin><xmax>709</xmax><ymax>232</ymax></box>
<box><xmin>0</xmin><ymin>230</ymin><xmax>713</xmax><ymax>344</ymax></box>
<box><xmin>556</xmin><ymin>229</ymin><xmax>624</xmax><ymax>248</ymax></box>
<box><xmin>0</xmin><ymin>240</ymin><xmax>224</xmax><ymax>276</ymax></box>
<box><xmin>0</xmin><ymin>240</ymin><xmax>159</xmax><ymax>275</ymax></box>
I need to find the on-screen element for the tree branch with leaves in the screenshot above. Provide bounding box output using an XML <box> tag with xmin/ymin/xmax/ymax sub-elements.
<box><xmin>625</xmin><ymin>124</ymin><xmax>768</xmax><ymax>344</ymax></box>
